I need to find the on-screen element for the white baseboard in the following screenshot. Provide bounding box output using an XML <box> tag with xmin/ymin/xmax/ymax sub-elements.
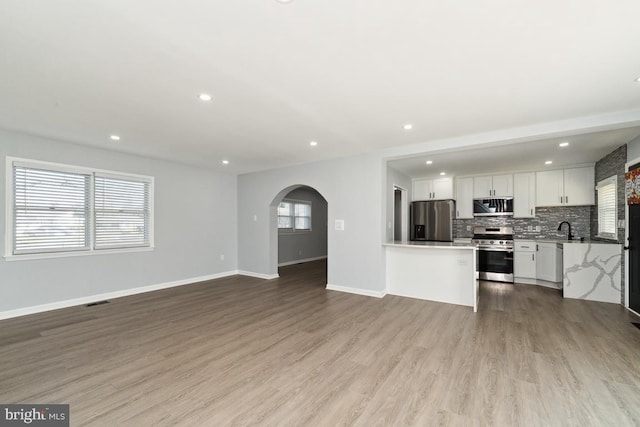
<box><xmin>626</xmin><ymin>306</ymin><xmax>640</xmax><ymax>318</ymax></box>
<box><xmin>0</xmin><ymin>270</ymin><xmax>239</xmax><ymax>321</ymax></box>
<box><xmin>237</xmin><ymin>270</ymin><xmax>279</xmax><ymax>280</ymax></box>
<box><xmin>278</xmin><ymin>255</ymin><xmax>327</xmax><ymax>267</ymax></box>
<box><xmin>326</xmin><ymin>284</ymin><xmax>386</xmax><ymax>298</ymax></box>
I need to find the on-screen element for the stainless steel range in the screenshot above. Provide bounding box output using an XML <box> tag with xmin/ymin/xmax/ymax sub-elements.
<box><xmin>472</xmin><ymin>226</ymin><xmax>514</xmax><ymax>283</ymax></box>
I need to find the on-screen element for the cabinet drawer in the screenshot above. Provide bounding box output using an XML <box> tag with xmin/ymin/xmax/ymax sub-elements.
<box><xmin>514</xmin><ymin>240</ymin><xmax>536</xmax><ymax>251</ymax></box>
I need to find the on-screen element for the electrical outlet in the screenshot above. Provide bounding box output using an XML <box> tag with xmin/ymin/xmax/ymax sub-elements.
<box><xmin>527</xmin><ymin>225</ymin><xmax>532</xmax><ymax>231</ymax></box>
<box><xmin>466</xmin><ymin>225</ymin><xmax>471</xmax><ymax>231</ymax></box>
<box><xmin>253</xmin><ymin>215</ymin><xmax>258</xmax><ymax>222</ymax></box>
<box><xmin>536</xmin><ymin>226</ymin><xmax>541</xmax><ymax>232</ymax></box>
<box><xmin>220</xmin><ymin>254</ymin><xmax>225</xmax><ymax>261</ymax></box>
<box><xmin>298</xmin><ymin>250</ymin><xmax>302</xmax><ymax>255</ymax></box>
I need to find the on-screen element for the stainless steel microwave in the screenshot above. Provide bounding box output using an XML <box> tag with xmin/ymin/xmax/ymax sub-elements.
<box><xmin>473</xmin><ymin>198</ymin><xmax>514</xmax><ymax>217</ymax></box>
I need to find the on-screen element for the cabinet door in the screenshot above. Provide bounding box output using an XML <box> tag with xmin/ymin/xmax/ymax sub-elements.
<box><xmin>536</xmin><ymin>243</ymin><xmax>562</xmax><ymax>282</ymax></box>
<box><xmin>432</xmin><ymin>177</ymin><xmax>454</xmax><ymax>200</ymax></box>
<box><xmin>491</xmin><ymin>174</ymin><xmax>513</xmax><ymax>197</ymax></box>
<box><xmin>473</xmin><ymin>176</ymin><xmax>493</xmax><ymax>198</ymax></box>
<box><xmin>413</xmin><ymin>179</ymin><xmax>433</xmax><ymax>201</ymax></box>
<box><xmin>564</xmin><ymin>167</ymin><xmax>595</xmax><ymax>206</ymax></box>
<box><xmin>455</xmin><ymin>177</ymin><xmax>474</xmax><ymax>219</ymax></box>
<box><xmin>514</xmin><ymin>251</ymin><xmax>536</xmax><ymax>279</ymax></box>
<box><xmin>513</xmin><ymin>172</ymin><xmax>535</xmax><ymax>218</ymax></box>
<box><xmin>536</xmin><ymin>170</ymin><xmax>564</xmax><ymax>207</ymax></box>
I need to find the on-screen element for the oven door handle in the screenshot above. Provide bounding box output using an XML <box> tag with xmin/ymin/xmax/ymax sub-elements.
<box><xmin>477</xmin><ymin>248</ymin><xmax>514</xmax><ymax>252</ymax></box>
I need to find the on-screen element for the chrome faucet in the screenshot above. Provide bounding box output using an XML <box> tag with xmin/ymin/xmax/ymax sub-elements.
<box><xmin>557</xmin><ymin>221</ymin><xmax>574</xmax><ymax>240</ymax></box>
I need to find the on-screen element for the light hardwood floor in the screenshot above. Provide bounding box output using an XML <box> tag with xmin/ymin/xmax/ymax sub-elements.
<box><xmin>1</xmin><ymin>260</ymin><xmax>640</xmax><ymax>426</ymax></box>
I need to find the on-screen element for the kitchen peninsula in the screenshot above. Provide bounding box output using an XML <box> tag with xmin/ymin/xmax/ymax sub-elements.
<box><xmin>383</xmin><ymin>241</ymin><xmax>478</xmax><ymax>312</ymax></box>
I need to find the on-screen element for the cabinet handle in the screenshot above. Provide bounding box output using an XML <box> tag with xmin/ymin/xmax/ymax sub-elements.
<box><xmin>532</xmin><ymin>254</ymin><xmax>534</xmax><ymax>261</ymax></box>
<box><xmin>536</xmin><ymin>244</ymin><xmax>539</xmax><ymax>251</ymax></box>
<box><xmin>565</xmin><ymin>196</ymin><xmax>568</xmax><ymax>203</ymax></box>
<box><xmin>457</xmin><ymin>210</ymin><xmax>459</xmax><ymax>217</ymax></box>
<box><xmin>530</xmin><ymin>208</ymin><xmax>533</xmax><ymax>215</ymax></box>
<box><xmin>560</xmin><ymin>196</ymin><xmax>563</xmax><ymax>203</ymax></box>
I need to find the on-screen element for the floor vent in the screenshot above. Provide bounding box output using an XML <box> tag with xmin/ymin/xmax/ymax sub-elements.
<box><xmin>86</xmin><ymin>300</ymin><xmax>110</xmax><ymax>307</ymax></box>
<box><xmin>633</xmin><ymin>323</ymin><xmax>640</xmax><ymax>330</ymax></box>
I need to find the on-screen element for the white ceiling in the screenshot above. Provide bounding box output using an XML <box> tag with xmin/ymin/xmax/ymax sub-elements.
<box><xmin>389</xmin><ymin>127</ymin><xmax>640</xmax><ymax>178</ymax></box>
<box><xmin>1</xmin><ymin>1</ymin><xmax>640</xmax><ymax>174</ymax></box>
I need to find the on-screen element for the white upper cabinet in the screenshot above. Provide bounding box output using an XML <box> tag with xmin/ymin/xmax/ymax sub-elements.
<box><xmin>513</xmin><ymin>172</ymin><xmax>536</xmax><ymax>218</ymax></box>
<box><xmin>412</xmin><ymin>177</ymin><xmax>454</xmax><ymax>201</ymax></box>
<box><xmin>535</xmin><ymin>166</ymin><xmax>594</xmax><ymax>207</ymax></box>
<box><xmin>473</xmin><ymin>174</ymin><xmax>513</xmax><ymax>198</ymax></box>
<box><xmin>455</xmin><ymin>177</ymin><xmax>474</xmax><ymax>219</ymax></box>
<box><xmin>563</xmin><ymin>167</ymin><xmax>595</xmax><ymax>206</ymax></box>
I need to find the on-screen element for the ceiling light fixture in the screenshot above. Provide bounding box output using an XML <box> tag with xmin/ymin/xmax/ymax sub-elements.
<box><xmin>425</xmin><ymin>160</ymin><xmax>433</xmax><ymax>165</ymax></box>
<box><xmin>110</xmin><ymin>135</ymin><xmax>120</xmax><ymax>141</ymax></box>
<box><xmin>559</xmin><ymin>142</ymin><xmax>570</xmax><ymax>147</ymax></box>
<box><xmin>309</xmin><ymin>141</ymin><xmax>318</xmax><ymax>147</ymax></box>
<box><xmin>440</xmin><ymin>172</ymin><xmax>446</xmax><ymax>176</ymax></box>
<box><xmin>545</xmin><ymin>160</ymin><xmax>553</xmax><ymax>165</ymax></box>
<box><xmin>199</xmin><ymin>93</ymin><xmax>212</xmax><ymax>101</ymax></box>
<box><xmin>222</xmin><ymin>160</ymin><xmax>229</xmax><ymax>165</ymax></box>
<box><xmin>276</xmin><ymin>0</ymin><xmax>294</xmax><ymax>3</ymax></box>
<box><xmin>635</xmin><ymin>76</ymin><xmax>640</xmax><ymax>83</ymax></box>
<box><xmin>403</xmin><ymin>124</ymin><xmax>413</xmax><ymax>130</ymax></box>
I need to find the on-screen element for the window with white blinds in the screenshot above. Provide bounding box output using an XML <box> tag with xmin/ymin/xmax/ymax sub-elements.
<box><xmin>596</xmin><ymin>176</ymin><xmax>617</xmax><ymax>240</ymax></box>
<box><xmin>8</xmin><ymin>158</ymin><xmax>154</xmax><ymax>257</ymax></box>
<box><xmin>13</xmin><ymin>165</ymin><xmax>90</xmax><ymax>254</ymax></box>
<box><xmin>94</xmin><ymin>175</ymin><xmax>150</xmax><ymax>249</ymax></box>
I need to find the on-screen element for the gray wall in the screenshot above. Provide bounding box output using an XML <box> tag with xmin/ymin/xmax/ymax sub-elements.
<box><xmin>278</xmin><ymin>186</ymin><xmax>327</xmax><ymax>265</ymax></box>
<box><xmin>238</xmin><ymin>153</ymin><xmax>386</xmax><ymax>293</ymax></box>
<box><xmin>385</xmin><ymin>166</ymin><xmax>412</xmax><ymax>242</ymax></box>
<box><xmin>0</xmin><ymin>129</ymin><xmax>238</xmax><ymax>313</ymax></box>
<box><xmin>628</xmin><ymin>134</ymin><xmax>640</xmax><ymax>161</ymax></box>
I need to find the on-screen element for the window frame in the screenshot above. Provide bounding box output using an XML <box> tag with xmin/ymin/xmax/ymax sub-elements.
<box><xmin>5</xmin><ymin>157</ymin><xmax>154</xmax><ymax>261</ymax></box>
<box><xmin>277</xmin><ymin>198</ymin><xmax>312</xmax><ymax>234</ymax></box>
<box><xmin>595</xmin><ymin>175</ymin><xmax>617</xmax><ymax>240</ymax></box>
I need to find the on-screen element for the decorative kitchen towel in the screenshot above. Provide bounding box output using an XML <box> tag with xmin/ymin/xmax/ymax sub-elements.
<box><xmin>625</xmin><ymin>168</ymin><xmax>640</xmax><ymax>205</ymax></box>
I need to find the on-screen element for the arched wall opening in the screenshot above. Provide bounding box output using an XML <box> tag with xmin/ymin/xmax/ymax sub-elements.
<box><xmin>269</xmin><ymin>184</ymin><xmax>328</xmax><ymax>282</ymax></box>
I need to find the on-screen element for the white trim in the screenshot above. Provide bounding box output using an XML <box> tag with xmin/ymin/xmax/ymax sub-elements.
<box><xmin>626</xmin><ymin>306</ymin><xmax>640</xmax><ymax>319</ymax></box>
<box><xmin>237</xmin><ymin>270</ymin><xmax>279</xmax><ymax>280</ymax></box>
<box><xmin>326</xmin><ymin>283</ymin><xmax>387</xmax><ymax>298</ymax></box>
<box><xmin>278</xmin><ymin>255</ymin><xmax>327</xmax><ymax>267</ymax></box>
<box><xmin>0</xmin><ymin>270</ymin><xmax>239</xmax><ymax>321</ymax></box>
<box><xmin>4</xmin><ymin>246</ymin><xmax>155</xmax><ymax>261</ymax></box>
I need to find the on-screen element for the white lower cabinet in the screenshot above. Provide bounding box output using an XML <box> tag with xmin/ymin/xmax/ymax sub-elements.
<box><xmin>514</xmin><ymin>240</ymin><xmax>536</xmax><ymax>282</ymax></box>
<box><xmin>536</xmin><ymin>242</ymin><xmax>563</xmax><ymax>283</ymax></box>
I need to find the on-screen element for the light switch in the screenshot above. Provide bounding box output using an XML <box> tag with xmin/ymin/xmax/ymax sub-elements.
<box><xmin>253</xmin><ymin>215</ymin><xmax>258</xmax><ymax>222</ymax></box>
<box><xmin>335</xmin><ymin>220</ymin><xmax>345</xmax><ymax>231</ymax></box>
<box><xmin>618</xmin><ymin>219</ymin><xmax>625</xmax><ymax>228</ymax></box>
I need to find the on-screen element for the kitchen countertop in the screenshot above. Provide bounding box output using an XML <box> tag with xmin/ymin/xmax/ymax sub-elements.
<box><xmin>383</xmin><ymin>241</ymin><xmax>476</xmax><ymax>250</ymax></box>
<box><xmin>518</xmin><ymin>239</ymin><xmax>620</xmax><ymax>245</ymax></box>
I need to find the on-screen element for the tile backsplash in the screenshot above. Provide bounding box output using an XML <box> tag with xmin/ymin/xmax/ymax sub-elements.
<box><xmin>454</xmin><ymin>206</ymin><xmax>591</xmax><ymax>240</ymax></box>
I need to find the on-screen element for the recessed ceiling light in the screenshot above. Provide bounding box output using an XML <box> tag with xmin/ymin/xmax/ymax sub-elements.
<box><xmin>199</xmin><ymin>93</ymin><xmax>212</xmax><ymax>101</ymax></box>
<box><xmin>440</xmin><ymin>172</ymin><xmax>446</xmax><ymax>176</ymax></box>
<box><xmin>222</xmin><ymin>160</ymin><xmax>229</xmax><ymax>165</ymax></box>
<box><xmin>559</xmin><ymin>142</ymin><xmax>570</xmax><ymax>147</ymax></box>
<box><xmin>110</xmin><ymin>135</ymin><xmax>120</xmax><ymax>141</ymax></box>
<box><xmin>309</xmin><ymin>141</ymin><xmax>318</xmax><ymax>147</ymax></box>
<box><xmin>545</xmin><ymin>160</ymin><xmax>553</xmax><ymax>165</ymax></box>
<box><xmin>635</xmin><ymin>76</ymin><xmax>640</xmax><ymax>83</ymax></box>
<box><xmin>276</xmin><ymin>0</ymin><xmax>293</xmax><ymax>3</ymax></box>
<box><xmin>425</xmin><ymin>160</ymin><xmax>433</xmax><ymax>165</ymax></box>
<box><xmin>403</xmin><ymin>124</ymin><xmax>413</xmax><ymax>130</ymax></box>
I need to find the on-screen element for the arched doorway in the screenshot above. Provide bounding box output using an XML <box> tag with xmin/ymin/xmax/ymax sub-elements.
<box><xmin>269</xmin><ymin>185</ymin><xmax>328</xmax><ymax>284</ymax></box>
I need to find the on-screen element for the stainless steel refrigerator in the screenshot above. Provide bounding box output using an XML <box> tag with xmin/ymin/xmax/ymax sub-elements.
<box><xmin>410</xmin><ymin>200</ymin><xmax>455</xmax><ymax>242</ymax></box>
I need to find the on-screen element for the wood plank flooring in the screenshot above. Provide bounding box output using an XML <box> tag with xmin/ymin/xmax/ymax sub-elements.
<box><xmin>1</xmin><ymin>260</ymin><xmax>640</xmax><ymax>426</ymax></box>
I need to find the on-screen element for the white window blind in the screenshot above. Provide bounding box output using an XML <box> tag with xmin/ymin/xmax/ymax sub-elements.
<box><xmin>8</xmin><ymin>158</ymin><xmax>154</xmax><ymax>258</ymax></box>
<box><xmin>13</xmin><ymin>165</ymin><xmax>90</xmax><ymax>254</ymax></box>
<box><xmin>278</xmin><ymin>199</ymin><xmax>312</xmax><ymax>231</ymax></box>
<box><xmin>94</xmin><ymin>175</ymin><xmax>151</xmax><ymax>249</ymax></box>
<box><xmin>596</xmin><ymin>176</ymin><xmax>617</xmax><ymax>239</ymax></box>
